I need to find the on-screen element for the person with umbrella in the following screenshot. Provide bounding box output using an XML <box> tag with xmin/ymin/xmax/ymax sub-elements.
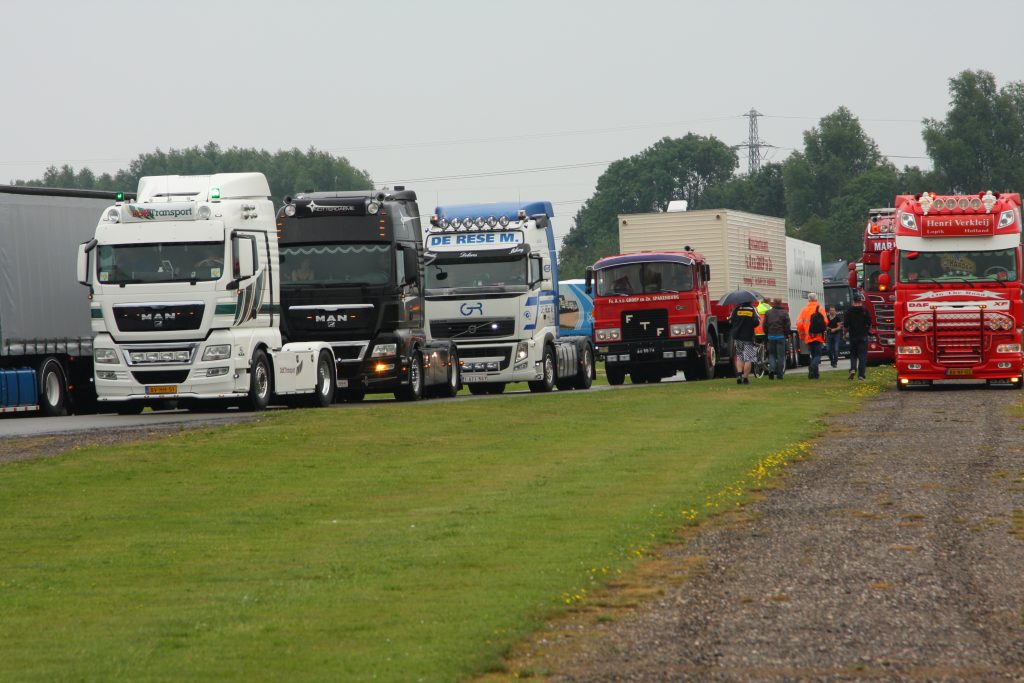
<box><xmin>728</xmin><ymin>296</ymin><xmax>760</xmax><ymax>385</ymax></box>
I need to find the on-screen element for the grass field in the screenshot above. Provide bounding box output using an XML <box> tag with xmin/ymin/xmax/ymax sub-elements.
<box><xmin>0</xmin><ymin>369</ymin><xmax>891</xmax><ymax>682</ymax></box>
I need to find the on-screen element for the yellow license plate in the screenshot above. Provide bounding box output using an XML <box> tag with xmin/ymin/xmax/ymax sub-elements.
<box><xmin>146</xmin><ymin>385</ymin><xmax>177</xmax><ymax>395</ymax></box>
<box><xmin>946</xmin><ymin>368</ymin><xmax>972</xmax><ymax>376</ymax></box>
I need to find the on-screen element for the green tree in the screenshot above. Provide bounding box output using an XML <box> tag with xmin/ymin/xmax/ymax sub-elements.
<box><xmin>15</xmin><ymin>143</ymin><xmax>372</xmax><ymax>205</ymax></box>
<box><xmin>697</xmin><ymin>162</ymin><xmax>786</xmax><ymax>217</ymax></box>
<box><xmin>558</xmin><ymin>134</ymin><xmax>738</xmax><ymax>277</ymax></box>
<box><xmin>923</xmin><ymin>70</ymin><xmax>1024</xmax><ymax>193</ymax></box>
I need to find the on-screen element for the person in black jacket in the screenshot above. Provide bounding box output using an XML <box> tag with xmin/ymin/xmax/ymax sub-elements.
<box><xmin>729</xmin><ymin>299</ymin><xmax>760</xmax><ymax>385</ymax></box>
<box><xmin>843</xmin><ymin>293</ymin><xmax>873</xmax><ymax>380</ymax></box>
<box><xmin>762</xmin><ymin>298</ymin><xmax>791</xmax><ymax>380</ymax></box>
<box><xmin>826</xmin><ymin>306</ymin><xmax>843</xmax><ymax>368</ymax></box>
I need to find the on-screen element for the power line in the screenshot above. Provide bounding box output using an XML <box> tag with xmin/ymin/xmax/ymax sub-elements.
<box><xmin>380</xmin><ymin>160</ymin><xmax>614</xmax><ymax>184</ymax></box>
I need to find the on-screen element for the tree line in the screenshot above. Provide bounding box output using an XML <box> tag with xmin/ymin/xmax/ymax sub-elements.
<box><xmin>558</xmin><ymin>70</ymin><xmax>1024</xmax><ymax>276</ymax></box>
<box><xmin>10</xmin><ymin>70</ymin><xmax>1023</xmax><ymax>276</ymax></box>
<box><xmin>9</xmin><ymin>142</ymin><xmax>372</xmax><ymax>207</ymax></box>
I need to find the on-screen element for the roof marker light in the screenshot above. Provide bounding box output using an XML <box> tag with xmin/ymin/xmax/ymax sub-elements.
<box><xmin>210</xmin><ymin>187</ymin><xmax>221</xmax><ymax>200</ymax></box>
<box><xmin>486</xmin><ymin>216</ymin><xmax>498</xmax><ymax>227</ymax></box>
<box><xmin>970</xmin><ymin>197</ymin><xmax>982</xmax><ymax>209</ymax></box>
<box><xmin>115</xmin><ymin>191</ymin><xmax>124</xmax><ymax>202</ymax></box>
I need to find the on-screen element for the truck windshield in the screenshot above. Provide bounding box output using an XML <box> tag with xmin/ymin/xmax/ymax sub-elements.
<box><xmin>97</xmin><ymin>242</ymin><xmax>225</xmax><ymax>284</ymax></box>
<box><xmin>596</xmin><ymin>262</ymin><xmax>693</xmax><ymax>296</ymax></box>
<box><xmin>824</xmin><ymin>284</ymin><xmax>853</xmax><ymax>311</ymax></box>
<box><xmin>862</xmin><ymin>263</ymin><xmax>892</xmax><ymax>292</ymax></box>
<box><xmin>280</xmin><ymin>244</ymin><xmax>392</xmax><ymax>286</ymax></box>
<box><xmin>898</xmin><ymin>248</ymin><xmax>1019</xmax><ymax>284</ymax></box>
<box><xmin>425</xmin><ymin>259</ymin><xmax>528</xmax><ymax>291</ymax></box>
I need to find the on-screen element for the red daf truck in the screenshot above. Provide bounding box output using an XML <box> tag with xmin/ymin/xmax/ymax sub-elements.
<box><xmin>880</xmin><ymin>191</ymin><xmax>1023</xmax><ymax>389</ymax></box>
<box><xmin>848</xmin><ymin>209</ymin><xmax>896</xmax><ymax>364</ymax></box>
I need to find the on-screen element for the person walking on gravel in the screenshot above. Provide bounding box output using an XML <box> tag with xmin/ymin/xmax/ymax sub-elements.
<box><xmin>843</xmin><ymin>292</ymin><xmax>873</xmax><ymax>380</ymax></box>
<box><xmin>729</xmin><ymin>298</ymin><xmax>760</xmax><ymax>385</ymax></box>
<box><xmin>762</xmin><ymin>298</ymin><xmax>790</xmax><ymax>380</ymax></box>
<box><xmin>796</xmin><ymin>293</ymin><xmax>827</xmax><ymax>379</ymax></box>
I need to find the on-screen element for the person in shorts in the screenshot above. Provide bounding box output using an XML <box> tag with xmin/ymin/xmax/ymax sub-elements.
<box><xmin>729</xmin><ymin>298</ymin><xmax>760</xmax><ymax>385</ymax></box>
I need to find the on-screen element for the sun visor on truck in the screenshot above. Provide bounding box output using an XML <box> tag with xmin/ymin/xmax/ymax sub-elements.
<box><xmin>425</xmin><ymin>230</ymin><xmax>530</xmax><ymax>263</ymax></box>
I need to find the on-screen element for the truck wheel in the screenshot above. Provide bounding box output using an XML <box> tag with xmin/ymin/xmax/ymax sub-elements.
<box><xmin>573</xmin><ymin>346</ymin><xmax>594</xmax><ymax>390</ymax></box>
<box><xmin>630</xmin><ymin>371</ymin><xmax>648</xmax><ymax>384</ymax></box>
<box><xmin>606</xmin><ymin>365</ymin><xmax>626</xmax><ymax>386</ymax></box>
<box><xmin>468</xmin><ymin>384</ymin><xmax>489</xmax><ymax>396</ymax></box>
<box><xmin>438</xmin><ymin>350</ymin><xmax>461</xmax><ymax>398</ymax></box>
<box><xmin>241</xmin><ymin>349</ymin><xmax>272</xmax><ymax>412</ymax></box>
<box><xmin>37</xmin><ymin>358</ymin><xmax>68</xmax><ymax>417</ymax></box>
<box><xmin>528</xmin><ymin>346</ymin><xmax>556</xmax><ymax>393</ymax></box>
<box><xmin>395</xmin><ymin>352</ymin><xmax>424</xmax><ymax>401</ymax></box>
<box><xmin>485</xmin><ymin>383</ymin><xmax>506</xmax><ymax>395</ymax></box>
<box><xmin>308</xmin><ymin>350</ymin><xmax>336</xmax><ymax>408</ymax></box>
<box><xmin>685</xmin><ymin>343</ymin><xmax>715</xmax><ymax>381</ymax></box>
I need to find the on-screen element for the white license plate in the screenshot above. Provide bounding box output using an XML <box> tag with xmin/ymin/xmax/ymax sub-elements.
<box><xmin>462</xmin><ymin>373</ymin><xmax>487</xmax><ymax>383</ymax></box>
<box><xmin>336</xmin><ymin>378</ymin><xmax>349</xmax><ymax>388</ymax></box>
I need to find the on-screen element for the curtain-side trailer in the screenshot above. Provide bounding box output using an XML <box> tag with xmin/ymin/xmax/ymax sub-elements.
<box><xmin>0</xmin><ymin>186</ymin><xmax>128</xmax><ymax>415</ymax></box>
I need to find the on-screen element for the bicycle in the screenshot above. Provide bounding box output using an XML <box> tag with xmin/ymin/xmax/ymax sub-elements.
<box><xmin>751</xmin><ymin>340</ymin><xmax>769</xmax><ymax>379</ymax></box>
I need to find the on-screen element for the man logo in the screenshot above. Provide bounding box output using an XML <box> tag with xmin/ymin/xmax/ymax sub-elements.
<box><xmin>140</xmin><ymin>312</ymin><xmax>176</xmax><ymax>328</ymax></box>
<box><xmin>315</xmin><ymin>313</ymin><xmax>349</xmax><ymax>329</ymax></box>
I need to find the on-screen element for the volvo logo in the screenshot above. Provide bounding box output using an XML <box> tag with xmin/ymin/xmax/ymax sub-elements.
<box><xmin>460</xmin><ymin>302</ymin><xmax>484</xmax><ymax>316</ymax></box>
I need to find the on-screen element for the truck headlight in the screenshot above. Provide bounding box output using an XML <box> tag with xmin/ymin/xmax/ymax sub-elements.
<box><xmin>996</xmin><ymin>344</ymin><xmax>1021</xmax><ymax>354</ymax></box>
<box><xmin>202</xmin><ymin>344</ymin><xmax>232</xmax><ymax>361</ymax></box>
<box><xmin>95</xmin><ymin>348</ymin><xmax>119</xmax><ymax>364</ymax></box>
<box><xmin>998</xmin><ymin>209</ymin><xmax>1016</xmax><ymax>228</ymax></box>
<box><xmin>515</xmin><ymin>341</ymin><xmax>529</xmax><ymax>362</ymax></box>
<box><xmin>671</xmin><ymin>323</ymin><xmax>696</xmax><ymax>337</ymax></box>
<box><xmin>371</xmin><ymin>343</ymin><xmax>397</xmax><ymax>357</ymax></box>
<box><xmin>898</xmin><ymin>346</ymin><xmax>922</xmax><ymax>355</ymax></box>
<box><xmin>595</xmin><ymin>327</ymin><xmax>621</xmax><ymax>342</ymax></box>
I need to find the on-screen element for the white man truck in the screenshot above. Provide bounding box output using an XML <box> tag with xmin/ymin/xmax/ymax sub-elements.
<box><xmin>78</xmin><ymin>173</ymin><xmax>336</xmax><ymax>413</ymax></box>
<box><xmin>0</xmin><ymin>185</ymin><xmax>131</xmax><ymax>415</ymax></box>
<box><xmin>423</xmin><ymin>202</ymin><xmax>595</xmax><ymax>394</ymax></box>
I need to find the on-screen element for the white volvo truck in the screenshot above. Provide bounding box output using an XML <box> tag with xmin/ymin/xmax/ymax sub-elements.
<box><xmin>78</xmin><ymin>173</ymin><xmax>335</xmax><ymax>412</ymax></box>
<box><xmin>423</xmin><ymin>202</ymin><xmax>594</xmax><ymax>395</ymax></box>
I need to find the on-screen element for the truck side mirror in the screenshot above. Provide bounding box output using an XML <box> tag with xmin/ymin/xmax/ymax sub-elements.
<box><xmin>847</xmin><ymin>270</ymin><xmax>857</xmax><ymax>288</ymax></box>
<box><xmin>584</xmin><ymin>266</ymin><xmax>593</xmax><ymax>295</ymax></box>
<box><xmin>76</xmin><ymin>239</ymin><xmax>96</xmax><ymax>285</ymax></box>
<box><xmin>531</xmin><ymin>214</ymin><xmax>550</xmax><ymax>230</ymax></box>
<box><xmin>232</xmin><ymin>235</ymin><xmax>256</xmax><ymax>281</ymax></box>
<box><xmin>702</xmin><ymin>263</ymin><xmax>711</xmax><ymax>282</ymax></box>
<box><xmin>879</xmin><ymin>249</ymin><xmax>891</xmax><ymax>273</ymax></box>
<box><xmin>403</xmin><ymin>247</ymin><xmax>418</xmax><ymax>285</ymax></box>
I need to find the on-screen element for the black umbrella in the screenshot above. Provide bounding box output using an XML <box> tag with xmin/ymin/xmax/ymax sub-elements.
<box><xmin>717</xmin><ymin>289</ymin><xmax>763</xmax><ymax>307</ymax></box>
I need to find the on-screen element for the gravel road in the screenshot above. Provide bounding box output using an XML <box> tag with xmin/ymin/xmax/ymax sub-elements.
<box><xmin>519</xmin><ymin>385</ymin><xmax>1024</xmax><ymax>681</ymax></box>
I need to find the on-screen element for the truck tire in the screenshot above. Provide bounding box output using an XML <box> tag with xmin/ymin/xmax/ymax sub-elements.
<box><xmin>341</xmin><ymin>385</ymin><xmax>366</xmax><ymax>403</ymax></box>
<box><xmin>307</xmin><ymin>350</ymin><xmax>336</xmax><ymax>408</ymax></box>
<box><xmin>606</xmin><ymin>365</ymin><xmax>626</xmax><ymax>386</ymax></box>
<box><xmin>685</xmin><ymin>340</ymin><xmax>715</xmax><ymax>381</ymax></box>
<box><xmin>572</xmin><ymin>345</ymin><xmax>594</xmax><ymax>390</ymax></box>
<box><xmin>436</xmin><ymin>350</ymin><xmax>461</xmax><ymax>398</ymax></box>
<box><xmin>241</xmin><ymin>349</ymin><xmax>272</xmax><ymax>412</ymax></box>
<box><xmin>395</xmin><ymin>351</ymin><xmax>424</xmax><ymax>401</ymax></box>
<box><xmin>468</xmin><ymin>383</ymin><xmax>489</xmax><ymax>396</ymax></box>
<box><xmin>528</xmin><ymin>346</ymin><xmax>556</xmax><ymax>393</ymax></box>
<box><xmin>37</xmin><ymin>357</ymin><xmax>68</xmax><ymax>417</ymax></box>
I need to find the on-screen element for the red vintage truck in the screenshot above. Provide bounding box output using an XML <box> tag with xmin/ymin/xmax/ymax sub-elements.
<box><xmin>880</xmin><ymin>191</ymin><xmax>1023</xmax><ymax>389</ymax></box>
<box><xmin>849</xmin><ymin>209</ymin><xmax>897</xmax><ymax>364</ymax></box>
<box><xmin>586</xmin><ymin>250</ymin><xmax>719</xmax><ymax>384</ymax></box>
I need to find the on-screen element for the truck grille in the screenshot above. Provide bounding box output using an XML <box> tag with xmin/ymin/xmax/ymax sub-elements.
<box><xmin>621</xmin><ymin>309</ymin><xmax>669</xmax><ymax>341</ymax></box>
<box><xmin>932</xmin><ymin>310</ymin><xmax>984</xmax><ymax>365</ymax></box>
<box><xmin>114</xmin><ymin>304</ymin><xmax>204</xmax><ymax>332</ymax></box>
<box><xmin>131</xmin><ymin>370</ymin><xmax>191</xmax><ymax>384</ymax></box>
<box><xmin>871</xmin><ymin>300</ymin><xmax>895</xmax><ymax>345</ymax></box>
<box><xmin>430</xmin><ymin>318</ymin><xmax>515</xmax><ymax>339</ymax></box>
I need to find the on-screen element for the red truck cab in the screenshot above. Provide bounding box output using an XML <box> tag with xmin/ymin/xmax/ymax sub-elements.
<box><xmin>587</xmin><ymin>250</ymin><xmax>718</xmax><ymax>384</ymax></box>
<box><xmin>849</xmin><ymin>210</ymin><xmax>896</xmax><ymax>363</ymax></box>
<box><xmin>886</xmin><ymin>191</ymin><xmax>1022</xmax><ymax>389</ymax></box>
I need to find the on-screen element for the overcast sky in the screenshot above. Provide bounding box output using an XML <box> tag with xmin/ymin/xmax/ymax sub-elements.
<box><xmin>3</xmin><ymin>0</ymin><xmax>1021</xmax><ymax>247</ymax></box>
